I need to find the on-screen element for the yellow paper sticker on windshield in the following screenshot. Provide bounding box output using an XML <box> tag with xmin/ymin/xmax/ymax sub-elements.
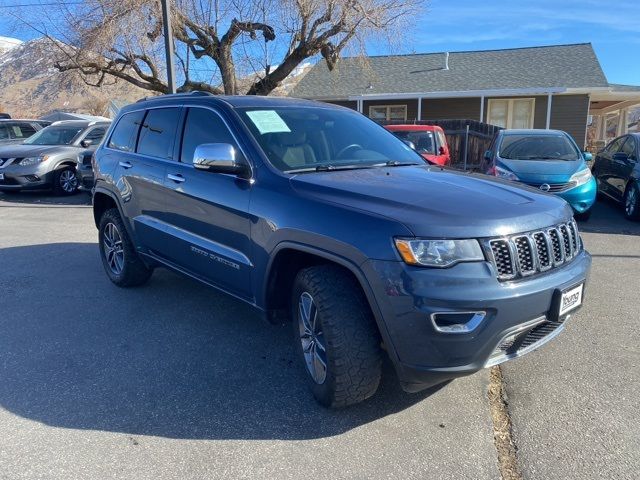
<box><xmin>246</xmin><ymin>110</ymin><xmax>291</xmax><ymax>134</ymax></box>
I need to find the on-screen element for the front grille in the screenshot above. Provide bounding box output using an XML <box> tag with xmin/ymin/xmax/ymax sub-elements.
<box><xmin>524</xmin><ymin>181</ymin><xmax>577</xmax><ymax>193</ymax></box>
<box><xmin>486</xmin><ymin>220</ymin><xmax>581</xmax><ymax>281</ymax></box>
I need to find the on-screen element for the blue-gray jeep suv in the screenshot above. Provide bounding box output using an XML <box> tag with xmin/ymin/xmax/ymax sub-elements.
<box><xmin>92</xmin><ymin>93</ymin><xmax>591</xmax><ymax>407</ymax></box>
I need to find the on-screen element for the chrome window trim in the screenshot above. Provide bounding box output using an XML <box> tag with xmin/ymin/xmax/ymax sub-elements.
<box><xmin>104</xmin><ymin>103</ymin><xmax>254</xmax><ymax>180</ymax></box>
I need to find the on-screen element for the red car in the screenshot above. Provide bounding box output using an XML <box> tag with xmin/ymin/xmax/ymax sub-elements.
<box><xmin>384</xmin><ymin>124</ymin><xmax>451</xmax><ymax>166</ymax></box>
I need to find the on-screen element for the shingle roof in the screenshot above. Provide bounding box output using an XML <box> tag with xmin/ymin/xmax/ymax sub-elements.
<box><xmin>609</xmin><ymin>83</ymin><xmax>640</xmax><ymax>92</ymax></box>
<box><xmin>290</xmin><ymin>43</ymin><xmax>609</xmax><ymax>99</ymax></box>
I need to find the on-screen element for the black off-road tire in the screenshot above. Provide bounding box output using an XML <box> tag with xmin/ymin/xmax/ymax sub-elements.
<box><xmin>623</xmin><ymin>182</ymin><xmax>640</xmax><ymax>221</ymax></box>
<box><xmin>98</xmin><ymin>208</ymin><xmax>153</xmax><ymax>287</ymax></box>
<box><xmin>52</xmin><ymin>166</ymin><xmax>79</xmax><ymax>196</ymax></box>
<box><xmin>291</xmin><ymin>265</ymin><xmax>382</xmax><ymax>408</ymax></box>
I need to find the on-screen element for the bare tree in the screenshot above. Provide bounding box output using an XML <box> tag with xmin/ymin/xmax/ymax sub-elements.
<box><xmin>15</xmin><ymin>0</ymin><xmax>422</xmax><ymax>96</ymax></box>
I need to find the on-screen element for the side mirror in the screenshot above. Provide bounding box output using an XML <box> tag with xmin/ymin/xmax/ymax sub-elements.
<box><xmin>583</xmin><ymin>152</ymin><xmax>593</xmax><ymax>161</ymax></box>
<box><xmin>80</xmin><ymin>139</ymin><xmax>93</xmax><ymax>148</ymax></box>
<box><xmin>402</xmin><ymin>139</ymin><xmax>416</xmax><ymax>150</ymax></box>
<box><xmin>193</xmin><ymin>143</ymin><xmax>249</xmax><ymax>177</ymax></box>
<box><xmin>612</xmin><ymin>152</ymin><xmax>629</xmax><ymax>162</ymax></box>
<box><xmin>484</xmin><ymin>150</ymin><xmax>492</xmax><ymax>160</ymax></box>
<box><xmin>439</xmin><ymin>146</ymin><xmax>446</xmax><ymax>155</ymax></box>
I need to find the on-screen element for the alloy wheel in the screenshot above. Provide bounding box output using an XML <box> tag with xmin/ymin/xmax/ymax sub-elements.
<box><xmin>59</xmin><ymin>169</ymin><xmax>78</xmax><ymax>193</ymax></box>
<box><xmin>298</xmin><ymin>291</ymin><xmax>327</xmax><ymax>384</ymax></box>
<box><xmin>103</xmin><ymin>222</ymin><xmax>125</xmax><ymax>275</ymax></box>
<box><xmin>626</xmin><ymin>186</ymin><xmax>637</xmax><ymax>216</ymax></box>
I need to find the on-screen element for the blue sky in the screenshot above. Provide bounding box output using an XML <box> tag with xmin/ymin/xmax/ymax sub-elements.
<box><xmin>1</xmin><ymin>0</ymin><xmax>639</xmax><ymax>85</ymax></box>
<box><xmin>400</xmin><ymin>0</ymin><xmax>640</xmax><ymax>85</ymax></box>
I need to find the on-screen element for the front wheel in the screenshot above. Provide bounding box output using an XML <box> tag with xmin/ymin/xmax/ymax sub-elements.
<box><xmin>98</xmin><ymin>208</ymin><xmax>153</xmax><ymax>286</ymax></box>
<box><xmin>624</xmin><ymin>182</ymin><xmax>640</xmax><ymax>221</ymax></box>
<box><xmin>292</xmin><ymin>265</ymin><xmax>382</xmax><ymax>408</ymax></box>
<box><xmin>52</xmin><ymin>166</ymin><xmax>79</xmax><ymax>196</ymax></box>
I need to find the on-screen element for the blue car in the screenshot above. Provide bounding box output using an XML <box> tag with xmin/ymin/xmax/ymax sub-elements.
<box><xmin>482</xmin><ymin>129</ymin><xmax>597</xmax><ymax>220</ymax></box>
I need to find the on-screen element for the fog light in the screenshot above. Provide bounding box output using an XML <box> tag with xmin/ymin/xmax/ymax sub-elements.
<box><xmin>25</xmin><ymin>175</ymin><xmax>40</xmax><ymax>182</ymax></box>
<box><xmin>430</xmin><ymin>311</ymin><xmax>486</xmax><ymax>333</ymax></box>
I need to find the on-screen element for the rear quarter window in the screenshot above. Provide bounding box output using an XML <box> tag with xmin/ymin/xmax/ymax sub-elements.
<box><xmin>108</xmin><ymin>111</ymin><xmax>145</xmax><ymax>152</ymax></box>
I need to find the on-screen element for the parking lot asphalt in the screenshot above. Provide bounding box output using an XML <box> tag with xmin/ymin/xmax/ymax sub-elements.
<box><xmin>1</xmin><ymin>191</ymin><xmax>638</xmax><ymax>480</ymax></box>
<box><xmin>0</xmin><ymin>191</ymin><xmax>499</xmax><ymax>480</ymax></box>
<box><xmin>502</xmin><ymin>198</ymin><xmax>640</xmax><ymax>479</ymax></box>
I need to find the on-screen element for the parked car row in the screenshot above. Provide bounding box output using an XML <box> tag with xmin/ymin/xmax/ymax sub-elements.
<box><xmin>0</xmin><ymin>119</ymin><xmax>109</xmax><ymax>195</ymax></box>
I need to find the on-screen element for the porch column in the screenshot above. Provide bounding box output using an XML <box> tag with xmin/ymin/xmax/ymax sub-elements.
<box><xmin>479</xmin><ymin>95</ymin><xmax>484</xmax><ymax>122</ymax></box>
<box><xmin>545</xmin><ymin>94</ymin><xmax>553</xmax><ymax>129</ymax></box>
<box><xmin>417</xmin><ymin>97</ymin><xmax>422</xmax><ymax>121</ymax></box>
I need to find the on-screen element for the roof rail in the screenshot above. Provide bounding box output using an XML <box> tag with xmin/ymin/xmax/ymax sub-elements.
<box><xmin>135</xmin><ymin>90</ymin><xmax>215</xmax><ymax>103</ymax></box>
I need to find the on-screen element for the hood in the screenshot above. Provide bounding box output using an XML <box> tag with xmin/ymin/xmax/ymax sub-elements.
<box><xmin>290</xmin><ymin>166</ymin><xmax>572</xmax><ymax>238</ymax></box>
<box><xmin>0</xmin><ymin>144</ymin><xmax>77</xmax><ymax>158</ymax></box>
<box><xmin>498</xmin><ymin>158</ymin><xmax>584</xmax><ymax>183</ymax></box>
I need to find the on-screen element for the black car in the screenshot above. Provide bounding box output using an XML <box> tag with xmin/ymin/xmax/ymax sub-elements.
<box><xmin>0</xmin><ymin>119</ymin><xmax>50</xmax><ymax>146</ymax></box>
<box><xmin>592</xmin><ymin>133</ymin><xmax>640</xmax><ymax>220</ymax></box>
<box><xmin>91</xmin><ymin>93</ymin><xmax>591</xmax><ymax>407</ymax></box>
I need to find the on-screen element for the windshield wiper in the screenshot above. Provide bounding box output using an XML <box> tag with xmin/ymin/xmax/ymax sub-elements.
<box><xmin>285</xmin><ymin>164</ymin><xmax>377</xmax><ymax>174</ymax></box>
<box><xmin>373</xmin><ymin>160</ymin><xmax>423</xmax><ymax>167</ymax></box>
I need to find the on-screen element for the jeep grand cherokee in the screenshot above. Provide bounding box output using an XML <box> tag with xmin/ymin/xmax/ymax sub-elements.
<box><xmin>92</xmin><ymin>93</ymin><xmax>591</xmax><ymax>407</ymax></box>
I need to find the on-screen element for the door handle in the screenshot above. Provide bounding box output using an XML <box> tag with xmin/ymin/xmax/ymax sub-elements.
<box><xmin>119</xmin><ymin>161</ymin><xmax>133</xmax><ymax>169</ymax></box>
<box><xmin>167</xmin><ymin>173</ymin><xmax>186</xmax><ymax>183</ymax></box>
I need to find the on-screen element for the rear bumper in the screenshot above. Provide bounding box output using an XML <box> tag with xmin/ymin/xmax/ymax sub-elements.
<box><xmin>362</xmin><ymin>250</ymin><xmax>591</xmax><ymax>392</ymax></box>
<box><xmin>558</xmin><ymin>177</ymin><xmax>597</xmax><ymax>213</ymax></box>
<box><xmin>77</xmin><ymin>164</ymin><xmax>94</xmax><ymax>189</ymax></box>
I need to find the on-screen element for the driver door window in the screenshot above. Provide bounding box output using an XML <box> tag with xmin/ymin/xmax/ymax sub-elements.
<box><xmin>180</xmin><ymin>108</ymin><xmax>241</xmax><ymax>164</ymax></box>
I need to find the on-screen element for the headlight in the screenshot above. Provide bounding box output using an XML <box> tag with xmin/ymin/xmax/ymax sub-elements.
<box><xmin>569</xmin><ymin>167</ymin><xmax>592</xmax><ymax>187</ymax></box>
<box><xmin>18</xmin><ymin>155</ymin><xmax>49</xmax><ymax>166</ymax></box>
<box><xmin>494</xmin><ymin>165</ymin><xmax>519</xmax><ymax>181</ymax></box>
<box><xmin>395</xmin><ymin>238</ymin><xmax>485</xmax><ymax>267</ymax></box>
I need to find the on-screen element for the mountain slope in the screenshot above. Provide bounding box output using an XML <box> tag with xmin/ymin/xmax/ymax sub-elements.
<box><xmin>0</xmin><ymin>38</ymin><xmax>146</xmax><ymax>118</ymax></box>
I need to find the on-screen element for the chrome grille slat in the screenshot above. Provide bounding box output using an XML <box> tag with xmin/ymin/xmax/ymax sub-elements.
<box><xmin>485</xmin><ymin>222</ymin><xmax>581</xmax><ymax>281</ymax></box>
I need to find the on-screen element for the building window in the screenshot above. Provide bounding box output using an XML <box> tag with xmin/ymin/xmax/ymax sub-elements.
<box><xmin>487</xmin><ymin>98</ymin><xmax>535</xmax><ymax>129</ymax></box>
<box><xmin>369</xmin><ymin>105</ymin><xmax>407</xmax><ymax>122</ymax></box>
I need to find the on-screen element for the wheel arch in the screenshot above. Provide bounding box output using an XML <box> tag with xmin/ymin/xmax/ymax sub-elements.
<box><xmin>262</xmin><ymin>242</ymin><xmax>399</xmax><ymax>365</ymax></box>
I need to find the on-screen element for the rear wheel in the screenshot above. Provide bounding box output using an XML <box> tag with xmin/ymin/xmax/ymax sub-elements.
<box><xmin>623</xmin><ymin>182</ymin><xmax>640</xmax><ymax>221</ymax></box>
<box><xmin>291</xmin><ymin>265</ymin><xmax>382</xmax><ymax>408</ymax></box>
<box><xmin>53</xmin><ymin>166</ymin><xmax>79</xmax><ymax>196</ymax></box>
<box><xmin>98</xmin><ymin>208</ymin><xmax>153</xmax><ymax>286</ymax></box>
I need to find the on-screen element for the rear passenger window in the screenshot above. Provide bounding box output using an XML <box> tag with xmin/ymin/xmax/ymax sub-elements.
<box><xmin>0</xmin><ymin>124</ymin><xmax>9</xmax><ymax>140</ymax></box>
<box><xmin>84</xmin><ymin>127</ymin><xmax>107</xmax><ymax>144</ymax></box>
<box><xmin>109</xmin><ymin>111</ymin><xmax>145</xmax><ymax>152</ymax></box>
<box><xmin>621</xmin><ymin>137</ymin><xmax>636</xmax><ymax>159</ymax></box>
<box><xmin>137</xmin><ymin>108</ymin><xmax>180</xmax><ymax>160</ymax></box>
<box><xmin>12</xmin><ymin>123</ymin><xmax>36</xmax><ymax>138</ymax></box>
<box><xmin>180</xmin><ymin>108</ymin><xmax>240</xmax><ymax>163</ymax></box>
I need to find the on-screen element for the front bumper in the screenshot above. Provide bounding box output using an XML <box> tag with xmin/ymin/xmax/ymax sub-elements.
<box><xmin>363</xmin><ymin>250</ymin><xmax>591</xmax><ymax>392</ymax></box>
<box><xmin>0</xmin><ymin>164</ymin><xmax>54</xmax><ymax>190</ymax></box>
<box><xmin>558</xmin><ymin>177</ymin><xmax>597</xmax><ymax>214</ymax></box>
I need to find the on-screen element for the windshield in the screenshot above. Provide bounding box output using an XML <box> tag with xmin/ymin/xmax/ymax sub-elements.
<box><xmin>389</xmin><ymin>130</ymin><xmax>436</xmax><ymax>155</ymax></box>
<box><xmin>23</xmin><ymin>125</ymin><xmax>83</xmax><ymax>146</ymax></box>
<box><xmin>498</xmin><ymin>134</ymin><xmax>580</xmax><ymax>161</ymax></box>
<box><xmin>237</xmin><ymin>107</ymin><xmax>426</xmax><ymax>172</ymax></box>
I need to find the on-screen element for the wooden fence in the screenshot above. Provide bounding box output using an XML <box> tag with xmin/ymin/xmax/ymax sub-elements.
<box><xmin>381</xmin><ymin>119</ymin><xmax>503</xmax><ymax>171</ymax></box>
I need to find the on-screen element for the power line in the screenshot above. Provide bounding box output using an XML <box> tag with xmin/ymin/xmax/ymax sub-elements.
<box><xmin>0</xmin><ymin>2</ymin><xmax>84</xmax><ymax>7</ymax></box>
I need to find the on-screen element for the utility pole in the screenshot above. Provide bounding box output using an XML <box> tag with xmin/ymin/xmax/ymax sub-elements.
<box><xmin>161</xmin><ymin>0</ymin><xmax>176</xmax><ymax>94</ymax></box>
